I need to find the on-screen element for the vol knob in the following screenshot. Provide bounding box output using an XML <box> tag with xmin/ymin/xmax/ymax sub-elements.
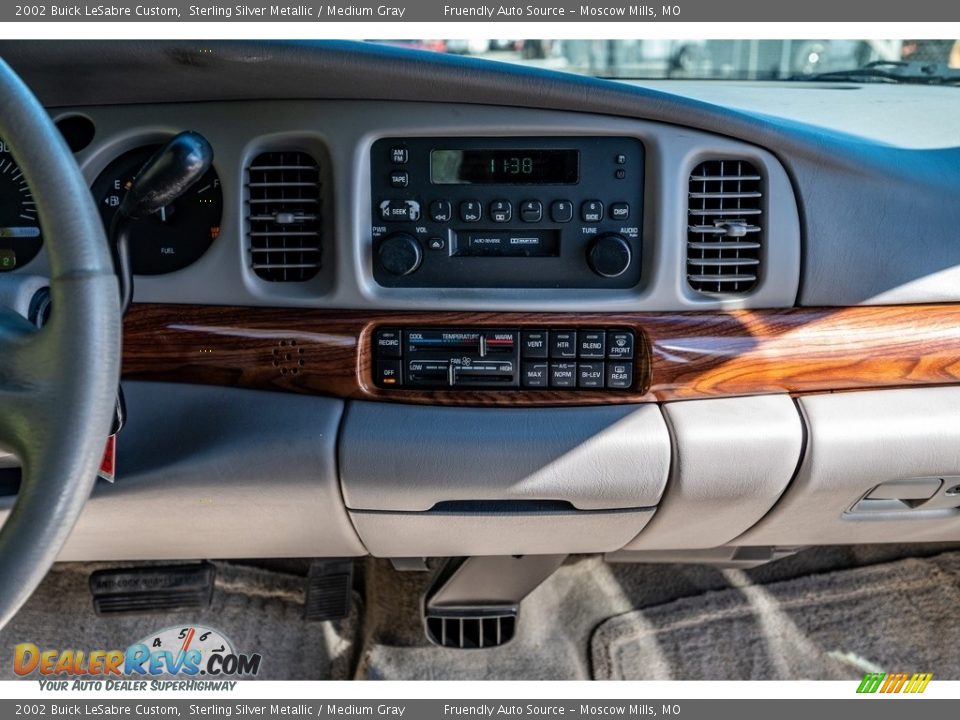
<box><xmin>378</xmin><ymin>233</ymin><xmax>423</xmax><ymax>276</ymax></box>
<box><xmin>587</xmin><ymin>233</ymin><xmax>632</xmax><ymax>278</ymax></box>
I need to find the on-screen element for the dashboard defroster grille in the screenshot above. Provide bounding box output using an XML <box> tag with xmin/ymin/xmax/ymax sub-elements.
<box><xmin>246</xmin><ymin>150</ymin><xmax>322</xmax><ymax>282</ymax></box>
<box><xmin>687</xmin><ymin>159</ymin><xmax>763</xmax><ymax>295</ymax></box>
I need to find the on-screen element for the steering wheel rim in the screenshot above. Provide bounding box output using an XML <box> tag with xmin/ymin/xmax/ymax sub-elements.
<box><xmin>0</xmin><ymin>58</ymin><xmax>121</xmax><ymax>628</ymax></box>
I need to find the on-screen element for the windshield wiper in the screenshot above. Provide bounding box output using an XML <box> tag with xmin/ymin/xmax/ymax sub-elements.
<box><xmin>797</xmin><ymin>60</ymin><xmax>960</xmax><ymax>85</ymax></box>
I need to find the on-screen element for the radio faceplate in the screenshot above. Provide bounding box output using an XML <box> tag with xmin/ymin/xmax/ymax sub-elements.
<box><xmin>371</xmin><ymin>136</ymin><xmax>644</xmax><ymax>288</ymax></box>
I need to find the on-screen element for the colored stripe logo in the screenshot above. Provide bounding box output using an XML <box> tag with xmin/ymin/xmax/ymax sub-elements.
<box><xmin>857</xmin><ymin>672</ymin><xmax>933</xmax><ymax>694</ymax></box>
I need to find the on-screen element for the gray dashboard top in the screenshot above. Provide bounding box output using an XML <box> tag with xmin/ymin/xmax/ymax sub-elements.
<box><xmin>0</xmin><ymin>39</ymin><xmax>958</xmax><ymax>307</ymax></box>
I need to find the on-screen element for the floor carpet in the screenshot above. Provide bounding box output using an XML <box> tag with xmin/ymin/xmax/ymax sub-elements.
<box><xmin>592</xmin><ymin>551</ymin><xmax>960</xmax><ymax>680</ymax></box>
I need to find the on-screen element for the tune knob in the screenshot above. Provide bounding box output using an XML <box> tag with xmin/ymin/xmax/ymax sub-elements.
<box><xmin>587</xmin><ymin>233</ymin><xmax>632</xmax><ymax>278</ymax></box>
<box><xmin>378</xmin><ymin>232</ymin><xmax>423</xmax><ymax>276</ymax></box>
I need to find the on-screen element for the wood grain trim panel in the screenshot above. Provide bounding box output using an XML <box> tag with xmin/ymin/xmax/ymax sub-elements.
<box><xmin>122</xmin><ymin>303</ymin><xmax>960</xmax><ymax>405</ymax></box>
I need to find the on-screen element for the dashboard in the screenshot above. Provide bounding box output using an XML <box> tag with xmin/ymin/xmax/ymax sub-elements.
<box><xmin>1</xmin><ymin>40</ymin><xmax>960</xmax><ymax>563</ymax></box>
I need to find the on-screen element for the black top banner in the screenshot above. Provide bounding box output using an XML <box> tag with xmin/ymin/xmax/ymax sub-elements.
<box><xmin>2</xmin><ymin>0</ymin><xmax>956</xmax><ymax>21</ymax></box>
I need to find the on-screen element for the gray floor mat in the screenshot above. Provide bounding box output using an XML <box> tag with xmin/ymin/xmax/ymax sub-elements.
<box><xmin>0</xmin><ymin>561</ymin><xmax>359</xmax><ymax>680</ymax></box>
<box><xmin>592</xmin><ymin>551</ymin><xmax>960</xmax><ymax>680</ymax></box>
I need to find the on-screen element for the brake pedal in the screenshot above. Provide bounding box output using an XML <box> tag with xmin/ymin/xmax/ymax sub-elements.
<box><xmin>89</xmin><ymin>562</ymin><xmax>215</xmax><ymax>615</ymax></box>
<box><xmin>304</xmin><ymin>559</ymin><xmax>354</xmax><ymax>621</ymax></box>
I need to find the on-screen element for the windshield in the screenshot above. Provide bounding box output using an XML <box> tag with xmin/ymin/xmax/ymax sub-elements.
<box><xmin>372</xmin><ymin>40</ymin><xmax>960</xmax><ymax>80</ymax></box>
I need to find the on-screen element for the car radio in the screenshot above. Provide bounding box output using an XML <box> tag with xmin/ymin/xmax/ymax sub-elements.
<box><xmin>370</xmin><ymin>136</ymin><xmax>644</xmax><ymax>288</ymax></box>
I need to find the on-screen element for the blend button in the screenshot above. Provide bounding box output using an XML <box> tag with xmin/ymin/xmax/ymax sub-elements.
<box><xmin>578</xmin><ymin>330</ymin><xmax>606</xmax><ymax>359</ymax></box>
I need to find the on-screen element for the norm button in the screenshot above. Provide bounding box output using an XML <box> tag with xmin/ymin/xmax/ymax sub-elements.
<box><xmin>606</xmin><ymin>330</ymin><xmax>635</xmax><ymax>360</ymax></box>
<box><xmin>550</xmin><ymin>362</ymin><xmax>577</xmax><ymax>388</ymax></box>
<box><xmin>550</xmin><ymin>330</ymin><xmax>577</xmax><ymax>359</ymax></box>
<box><xmin>578</xmin><ymin>330</ymin><xmax>606</xmax><ymax>359</ymax></box>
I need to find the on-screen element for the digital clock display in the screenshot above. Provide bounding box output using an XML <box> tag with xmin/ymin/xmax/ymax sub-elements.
<box><xmin>430</xmin><ymin>149</ymin><xmax>579</xmax><ymax>185</ymax></box>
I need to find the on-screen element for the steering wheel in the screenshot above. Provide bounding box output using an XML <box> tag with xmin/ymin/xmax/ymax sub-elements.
<box><xmin>0</xmin><ymin>59</ymin><xmax>121</xmax><ymax>628</ymax></box>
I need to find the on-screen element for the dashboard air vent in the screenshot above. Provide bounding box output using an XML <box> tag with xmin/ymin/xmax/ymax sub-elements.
<box><xmin>246</xmin><ymin>151</ymin><xmax>322</xmax><ymax>282</ymax></box>
<box><xmin>687</xmin><ymin>159</ymin><xmax>763</xmax><ymax>295</ymax></box>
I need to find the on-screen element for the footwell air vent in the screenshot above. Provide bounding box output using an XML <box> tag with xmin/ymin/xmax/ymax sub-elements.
<box><xmin>89</xmin><ymin>563</ymin><xmax>215</xmax><ymax>615</ymax></box>
<box><xmin>687</xmin><ymin>158</ymin><xmax>763</xmax><ymax>296</ymax></box>
<box><xmin>425</xmin><ymin>610</ymin><xmax>517</xmax><ymax>649</ymax></box>
<box><xmin>246</xmin><ymin>150</ymin><xmax>323</xmax><ymax>282</ymax></box>
<box><xmin>304</xmin><ymin>560</ymin><xmax>354</xmax><ymax>621</ymax></box>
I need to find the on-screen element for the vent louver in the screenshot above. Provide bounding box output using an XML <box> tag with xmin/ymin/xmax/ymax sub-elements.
<box><xmin>687</xmin><ymin>159</ymin><xmax>763</xmax><ymax>295</ymax></box>
<box><xmin>246</xmin><ymin>151</ymin><xmax>322</xmax><ymax>282</ymax></box>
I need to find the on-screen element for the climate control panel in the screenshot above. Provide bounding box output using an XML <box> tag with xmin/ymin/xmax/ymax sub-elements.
<box><xmin>371</xmin><ymin>136</ymin><xmax>644</xmax><ymax>289</ymax></box>
<box><xmin>373</xmin><ymin>326</ymin><xmax>637</xmax><ymax>391</ymax></box>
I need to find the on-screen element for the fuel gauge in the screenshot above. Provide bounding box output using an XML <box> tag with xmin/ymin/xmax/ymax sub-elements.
<box><xmin>93</xmin><ymin>144</ymin><xmax>222</xmax><ymax>275</ymax></box>
<box><xmin>0</xmin><ymin>144</ymin><xmax>43</xmax><ymax>271</ymax></box>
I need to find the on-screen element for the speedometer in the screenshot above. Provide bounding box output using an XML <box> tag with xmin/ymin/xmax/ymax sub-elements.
<box><xmin>0</xmin><ymin>140</ymin><xmax>43</xmax><ymax>271</ymax></box>
<box><xmin>92</xmin><ymin>144</ymin><xmax>222</xmax><ymax>275</ymax></box>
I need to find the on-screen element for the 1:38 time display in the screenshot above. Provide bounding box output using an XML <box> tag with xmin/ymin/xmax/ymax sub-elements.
<box><xmin>431</xmin><ymin>148</ymin><xmax>580</xmax><ymax>185</ymax></box>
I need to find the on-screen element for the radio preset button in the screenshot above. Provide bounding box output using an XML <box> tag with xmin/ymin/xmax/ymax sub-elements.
<box><xmin>521</xmin><ymin>330</ymin><xmax>549</xmax><ymax>359</ymax></box>
<box><xmin>550</xmin><ymin>200</ymin><xmax>573</xmax><ymax>223</ymax></box>
<box><xmin>520</xmin><ymin>200</ymin><xmax>543</xmax><ymax>223</ymax></box>
<box><xmin>607</xmin><ymin>331</ymin><xmax>635</xmax><ymax>360</ymax></box>
<box><xmin>550</xmin><ymin>330</ymin><xmax>577</xmax><ymax>359</ymax></box>
<box><xmin>578</xmin><ymin>362</ymin><xmax>605</xmax><ymax>389</ymax></box>
<box><xmin>429</xmin><ymin>200</ymin><xmax>452</xmax><ymax>222</ymax></box>
<box><xmin>578</xmin><ymin>330</ymin><xmax>606</xmax><ymax>359</ymax></box>
<box><xmin>550</xmin><ymin>362</ymin><xmax>577</xmax><ymax>388</ymax></box>
<box><xmin>610</xmin><ymin>202</ymin><xmax>630</xmax><ymax>220</ymax></box>
<box><xmin>581</xmin><ymin>200</ymin><xmax>604</xmax><ymax>223</ymax></box>
<box><xmin>490</xmin><ymin>200</ymin><xmax>512</xmax><ymax>223</ymax></box>
<box><xmin>522</xmin><ymin>362</ymin><xmax>549</xmax><ymax>388</ymax></box>
<box><xmin>460</xmin><ymin>200</ymin><xmax>482</xmax><ymax>223</ymax></box>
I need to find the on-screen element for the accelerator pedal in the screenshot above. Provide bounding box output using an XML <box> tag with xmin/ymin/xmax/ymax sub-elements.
<box><xmin>304</xmin><ymin>559</ymin><xmax>354</xmax><ymax>621</ymax></box>
<box><xmin>89</xmin><ymin>562</ymin><xmax>215</xmax><ymax>615</ymax></box>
